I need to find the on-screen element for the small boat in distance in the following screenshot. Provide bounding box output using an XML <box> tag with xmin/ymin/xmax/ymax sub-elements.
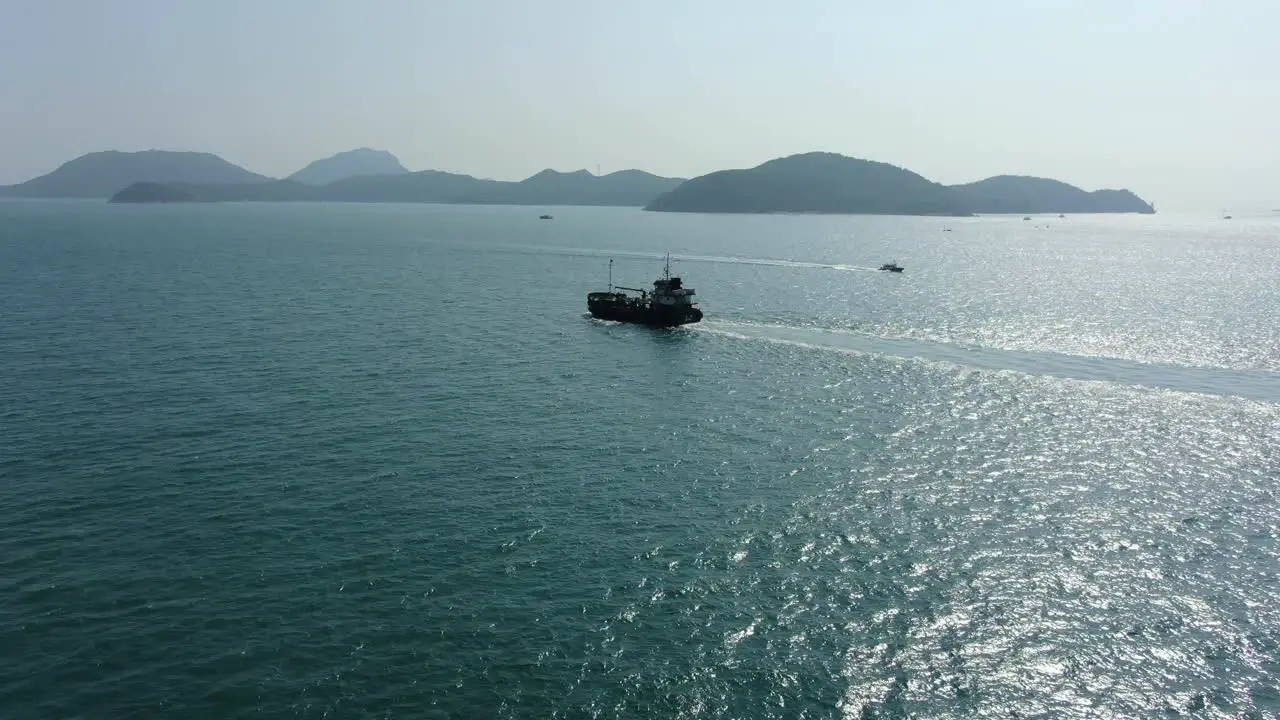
<box><xmin>587</xmin><ymin>255</ymin><xmax>703</xmax><ymax>327</ymax></box>
<box><xmin>539</xmin><ymin>214</ymin><xmax>553</xmax><ymax>220</ymax></box>
<box><xmin>879</xmin><ymin>261</ymin><xmax>904</xmax><ymax>273</ymax></box>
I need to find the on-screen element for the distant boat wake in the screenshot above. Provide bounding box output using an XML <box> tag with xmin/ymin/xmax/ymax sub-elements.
<box><xmin>696</xmin><ymin>320</ymin><xmax>1280</xmax><ymax>404</ymax></box>
<box><xmin>466</xmin><ymin>239</ymin><xmax>877</xmax><ymax>273</ymax></box>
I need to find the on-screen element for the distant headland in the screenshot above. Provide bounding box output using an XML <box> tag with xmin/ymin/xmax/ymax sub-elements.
<box><xmin>0</xmin><ymin>148</ymin><xmax>1155</xmax><ymax>215</ymax></box>
<box><xmin>644</xmin><ymin>153</ymin><xmax>1154</xmax><ymax>215</ymax></box>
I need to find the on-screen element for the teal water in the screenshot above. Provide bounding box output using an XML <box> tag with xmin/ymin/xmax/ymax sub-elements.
<box><xmin>1</xmin><ymin>201</ymin><xmax>1278</xmax><ymax>718</ymax></box>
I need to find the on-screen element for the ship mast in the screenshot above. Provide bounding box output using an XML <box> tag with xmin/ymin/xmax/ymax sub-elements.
<box><xmin>664</xmin><ymin>253</ymin><xmax>671</xmax><ymax>280</ymax></box>
<box><xmin>608</xmin><ymin>258</ymin><xmax>613</xmax><ymax>292</ymax></box>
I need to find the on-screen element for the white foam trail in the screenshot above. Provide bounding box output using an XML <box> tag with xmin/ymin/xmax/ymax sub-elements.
<box><xmin>458</xmin><ymin>238</ymin><xmax>878</xmax><ymax>273</ymax></box>
<box><xmin>694</xmin><ymin>321</ymin><xmax>1280</xmax><ymax>403</ymax></box>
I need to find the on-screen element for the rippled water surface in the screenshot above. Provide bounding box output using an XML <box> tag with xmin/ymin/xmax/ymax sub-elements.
<box><xmin>1</xmin><ymin>201</ymin><xmax>1278</xmax><ymax>718</ymax></box>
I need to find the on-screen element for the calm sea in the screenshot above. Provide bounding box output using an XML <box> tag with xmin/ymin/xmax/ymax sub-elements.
<box><xmin>1</xmin><ymin>200</ymin><xmax>1277</xmax><ymax>718</ymax></box>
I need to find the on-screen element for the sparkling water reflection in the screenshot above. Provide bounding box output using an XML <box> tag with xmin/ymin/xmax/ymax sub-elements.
<box><xmin>0</xmin><ymin>202</ymin><xmax>1276</xmax><ymax>718</ymax></box>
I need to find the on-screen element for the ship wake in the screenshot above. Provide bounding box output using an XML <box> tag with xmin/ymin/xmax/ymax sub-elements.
<box><xmin>479</xmin><ymin>240</ymin><xmax>878</xmax><ymax>273</ymax></box>
<box><xmin>695</xmin><ymin>320</ymin><xmax>1280</xmax><ymax>403</ymax></box>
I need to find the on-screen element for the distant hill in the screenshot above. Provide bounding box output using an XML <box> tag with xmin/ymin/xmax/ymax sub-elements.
<box><xmin>0</xmin><ymin>150</ymin><xmax>269</xmax><ymax>198</ymax></box>
<box><xmin>311</xmin><ymin>170</ymin><xmax>498</xmax><ymax>203</ymax></box>
<box><xmin>644</xmin><ymin>153</ymin><xmax>1155</xmax><ymax>216</ymax></box>
<box><xmin>949</xmin><ymin>175</ymin><xmax>1155</xmax><ymax>214</ymax></box>
<box><xmin>107</xmin><ymin>182</ymin><xmax>199</xmax><ymax>203</ymax></box>
<box><xmin>644</xmin><ymin>153</ymin><xmax>971</xmax><ymax>216</ymax></box>
<box><xmin>110</xmin><ymin>167</ymin><xmax>684</xmax><ymax>207</ymax></box>
<box><xmin>287</xmin><ymin>148</ymin><xmax>408</xmax><ymax>185</ymax></box>
<box><xmin>497</xmin><ymin>168</ymin><xmax>682</xmax><ymax>206</ymax></box>
<box><xmin>109</xmin><ymin>180</ymin><xmax>315</xmax><ymax>204</ymax></box>
<box><xmin>52</xmin><ymin>147</ymin><xmax>1154</xmax><ymax>214</ymax></box>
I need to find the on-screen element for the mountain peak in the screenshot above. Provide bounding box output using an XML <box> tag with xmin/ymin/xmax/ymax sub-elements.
<box><xmin>288</xmin><ymin>149</ymin><xmax>408</xmax><ymax>185</ymax></box>
<box><xmin>647</xmin><ymin>151</ymin><xmax>963</xmax><ymax>215</ymax></box>
<box><xmin>523</xmin><ymin>168</ymin><xmax>595</xmax><ymax>182</ymax></box>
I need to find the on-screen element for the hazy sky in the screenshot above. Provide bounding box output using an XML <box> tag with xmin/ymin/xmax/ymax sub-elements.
<box><xmin>2</xmin><ymin>0</ymin><xmax>1276</xmax><ymax>210</ymax></box>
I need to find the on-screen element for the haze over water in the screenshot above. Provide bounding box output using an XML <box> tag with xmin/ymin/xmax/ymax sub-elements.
<box><xmin>1</xmin><ymin>201</ymin><xmax>1277</xmax><ymax>718</ymax></box>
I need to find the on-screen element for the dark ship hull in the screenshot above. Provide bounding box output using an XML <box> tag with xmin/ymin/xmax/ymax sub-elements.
<box><xmin>588</xmin><ymin>256</ymin><xmax>702</xmax><ymax>327</ymax></box>
<box><xmin>587</xmin><ymin>292</ymin><xmax>703</xmax><ymax>327</ymax></box>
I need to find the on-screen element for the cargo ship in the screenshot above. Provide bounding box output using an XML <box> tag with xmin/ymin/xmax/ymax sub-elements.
<box><xmin>587</xmin><ymin>255</ymin><xmax>703</xmax><ymax>327</ymax></box>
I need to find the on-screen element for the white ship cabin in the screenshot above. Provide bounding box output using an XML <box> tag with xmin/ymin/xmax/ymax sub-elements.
<box><xmin>651</xmin><ymin>276</ymin><xmax>696</xmax><ymax>307</ymax></box>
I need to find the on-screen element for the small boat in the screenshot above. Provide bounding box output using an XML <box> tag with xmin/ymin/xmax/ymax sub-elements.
<box><xmin>1058</xmin><ymin>214</ymin><xmax>1065</xmax><ymax>218</ymax></box>
<box><xmin>879</xmin><ymin>262</ymin><xmax>904</xmax><ymax>273</ymax></box>
<box><xmin>539</xmin><ymin>214</ymin><xmax>553</xmax><ymax>220</ymax></box>
<box><xmin>1023</xmin><ymin>216</ymin><xmax>1032</xmax><ymax>221</ymax></box>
